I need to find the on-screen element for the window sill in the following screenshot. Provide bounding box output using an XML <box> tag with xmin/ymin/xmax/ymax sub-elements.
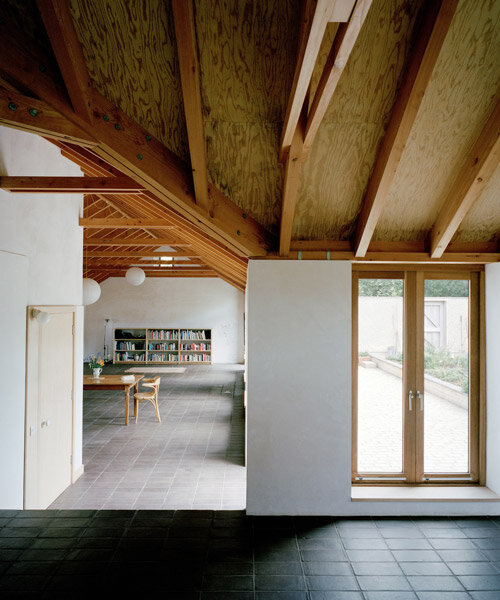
<box><xmin>351</xmin><ymin>485</ymin><xmax>500</xmax><ymax>502</ymax></box>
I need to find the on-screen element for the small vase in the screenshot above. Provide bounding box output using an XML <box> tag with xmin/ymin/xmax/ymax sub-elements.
<box><xmin>92</xmin><ymin>368</ymin><xmax>102</xmax><ymax>379</ymax></box>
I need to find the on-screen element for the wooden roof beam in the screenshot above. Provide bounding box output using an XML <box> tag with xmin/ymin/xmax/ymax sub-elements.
<box><xmin>1</xmin><ymin>176</ymin><xmax>144</xmax><ymax>193</ymax></box>
<box><xmin>35</xmin><ymin>0</ymin><xmax>93</xmax><ymax>122</ymax></box>
<box><xmin>303</xmin><ymin>0</ymin><xmax>373</xmax><ymax>154</ymax></box>
<box><xmin>172</xmin><ymin>0</ymin><xmax>211</xmax><ymax>215</ymax></box>
<box><xmin>279</xmin><ymin>1</ymin><xmax>370</xmax><ymax>256</ymax></box>
<box><xmin>84</xmin><ymin>251</ymin><xmax>200</xmax><ymax>258</ymax></box>
<box><xmin>83</xmin><ymin>237</ymin><xmax>191</xmax><ymax>247</ymax></box>
<box><xmin>429</xmin><ymin>95</ymin><xmax>500</xmax><ymax>258</ymax></box>
<box><xmin>353</xmin><ymin>0</ymin><xmax>459</xmax><ymax>257</ymax></box>
<box><xmin>279</xmin><ymin>0</ymin><xmax>356</xmax><ymax>162</ymax></box>
<box><xmin>0</xmin><ymin>87</ymin><xmax>96</xmax><ymax>146</ymax></box>
<box><xmin>79</xmin><ymin>218</ymin><xmax>177</xmax><ymax>229</ymax></box>
<box><xmin>0</xmin><ymin>11</ymin><xmax>272</xmax><ymax>258</ymax></box>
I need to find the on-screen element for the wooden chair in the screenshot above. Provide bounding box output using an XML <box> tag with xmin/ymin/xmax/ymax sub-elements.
<box><xmin>133</xmin><ymin>376</ymin><xmax>161</xmax><ymax>423</ymax></box>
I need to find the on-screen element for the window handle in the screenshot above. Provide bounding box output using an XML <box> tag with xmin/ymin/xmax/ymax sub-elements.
<box><xmin>408</xmin><ymin>390</ymin><xmax>414</xmax><ymax>411</ymax></box>
<box><xmin>417</xmin><ymin>390</ymin><xmax>423</xmax><ymax>411</ymax></box>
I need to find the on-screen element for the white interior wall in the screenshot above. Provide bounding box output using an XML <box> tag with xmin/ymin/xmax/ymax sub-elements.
<box><xmin>0</xmin><ymin>127</ymin><xmax>84</xmax><ymax>507</ymax></box>
<box><xmin>486</xmin><ymin>264</ymin><xmax>500</xmax><ymax>494</ymax></box>
<box><xmin>246</xmin><ymin>260</ymin><xmax>500</xmax><ymax>516</ymax></box>
<box><xmin>84</xmin><ymin>277</ymin><xmax>245</xmax><ymax>363</ymax></box>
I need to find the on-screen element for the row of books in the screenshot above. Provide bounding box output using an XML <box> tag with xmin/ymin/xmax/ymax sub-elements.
<box><xmin>148</xmin><ymin>342</ymin><xmax>177</xmax><ymax>350</ymax></box>
<box><xmin>182</xmin><ymin>354</ymin><xmax>211</xmax><ymax>362</ymax></box>
<box><xmin>115</xmin><ymin>342</ymin><xmax>145</xmax><ymax>350</ymax></box>
<box><xmin>148</xmin><ymin>353</ymin><xmax>179</xmax><ymax>362</ymax></box>
<box><xmin>149</xmin><ymin>330</ymin><xmax>177</xmax><ymax>340</ymax></box>
<box><xmin>180</xmin><ymin>330</ymin><xmax>209</xmax><ymax>340</ymax></box>
<box><xmin>180</xmin><ymin>343</ymin><xmax>210</xmax><ymax>351</ymax></box>
<box><xmin>115</xmin><ymin>352</ymin><xmax>146</xmax><ymax>362</ymax></box>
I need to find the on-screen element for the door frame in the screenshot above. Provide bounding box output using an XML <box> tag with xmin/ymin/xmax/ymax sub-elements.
<box><xmin>351</xmin><ymin>266</ymin><xmax>486</xmax><ymax>486</ymax></box>
<box><xmin>24</xmin><ymin>305</ymin><xmax>77</xmax><ymax>508</ymax></box>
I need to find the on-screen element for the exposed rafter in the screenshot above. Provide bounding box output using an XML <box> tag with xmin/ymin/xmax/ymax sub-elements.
<box><xmin>353</xmin><ymin>0</ymin><xmax>459</xmax><ymax>257</ymax></box>
<box><xmin>35</xmin><ymin>0</ymin><xmax>93</xmax><ymax>122</ymax></box>
<box><xmin>429</xmin><ymin>95</ymin><xmax>500</xmax><ymax>258</ymax></box>
<box><xmin>279</xmin><ymin>0</ymin><xmax>370</xmax><ymax>256</ymax></box>
<box><xmin>279</xmin><ymin>0</ymin><xmax>357</xmax><ymax>162</ymax></box>
<box><xmin>172</xmin><ymin>0</ymin><xmax>211</xmax><ymax>215</ymax></box>
<box><xmin>303</xmin><ymin>0</ymin><xmax>373</xmax><ymax>154</ymax></box>
<box><xmin>79</xmin><ymin>218</ymin><xmax>178</xmax><ymax>229</ymax></box>
<box><xmin>0</xmin><ymin>176</ymin><xmax>144</xmax><ymax>193</ymax></box>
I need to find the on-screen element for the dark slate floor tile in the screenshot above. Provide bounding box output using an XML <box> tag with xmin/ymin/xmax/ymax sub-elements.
<box><xmin>463</xmin><ymin>529</ymin><xmax>500</xmax><ymax>539</ymax></box>
<box><xmin>202</xmin><ymin>575</ymin><xmax>253</xmax><ymax>591</ymax></box>
<box><xmin>0</xmin><ymin>528</ymin><xmax>42</xmax><ymax>539</ymax></box>
<box><xmin>392</xmin><ymin>550</ymin><xmax>442</xmax><ymax>562</ymax></box>
<box><xmin>356</xmin><ymin>575</ymin><xmax>412</xmax><ymax>591</ymax></box>
<box><xmin>306</xmin><ymin>575</ymin><xmax>359</xmax><ymax>591</ymax></box>
<box><xmin>448</xmin><ymin>562</ymin><xmax>499</xmax><ymax>576</ymax></box>
<box><xmin>202</xmin><ymin>594</ymin><xmax>253</xmax><ymax>600</ymax></box>
<box><xmin>254</xmin><ymin>562</ymin><xmax>303</xmax><ymax>575</ymax></box>
<box><xmin>255</xmin><ymin>575</ymin><xmax>307</xmax><ymax>591</ymax></box>
<box><xmin>469</xmin><ymin>592</ymin><xmax>500</xmax><ymax>600</ymax></box>
<box><xmin>428</xmin><ymin>538</ymin><xmax>477</xmax><ymax>550</ymax></box>
<box><xmin>256</xmin><ymin>593</ymin><xmax>308</xmax><ymax>600</ymax></box>
<box><xmin>437</xmin><ymin>550</ymin><xmax>488</xmax><ymax>562</ymax></box>
<box><xmin>297</xmin><ymin>538</ymin><xmax>343</xmax><ymax>550</ymax></box>
<box><xmin>18</xmin><ymin>549</ymin><xmax>68</xmax><ymax>562</ymax></box>
<box><xmin>309</xmin><ymin>593</ymin><xmax>364</xmax><ymax>600</ymax></box>
<box><xmin>457</xmin><ymin>575</ymin><xmax>500</xmax><ymax>591</ymax></box>
<box><xmin>407</xmin><ymin>575</ymin><xmax>465</xmax><ymax>591</ymax></box>
<box><xmin>0</xmin><ymin>538</ymin><xmax>34</xmax><ymax>549</ymax></box>
<box><xmin>341</xmin><ymin>538</ymin><xmax>388</xmax><ymax>550</ymax></box>
<box><xmin>6</xmin><ymin>561</ymin><xmax>58</xmax><ymax>575</ymax></box>
<box><xmin>351</xmin><ymin>562</ymin><xmax>403</xmax><ymax>576</ymax></box>
<box><xmin>399</xmin><ymin>562</ymin><xmax>452</xmax><ymax>576</ymax></box>
<box><xmin>301</xmin><ymin>549</ymin><xmax>347</xmax><ymax>562</ymax></box>
<box><xmin>0</xmin><ymin>575</ymin><xmax>50</xmax><ymax>591</ymax></box>
<box><xmin>346</xmin><ymin>550</ymin><xmax>394</xmax><ymax>562</ymax></box>
<box><xmin>303</xmin><ymin>562</ymin><xmax>353</xmax><ymax>576</ymax></box>
<box><xmin>386</xmin><ymin>538</ymin><xmax>432</xmax><ymax>550</ymax></box>
<box><xmin>472</xmin><ymin>538</ymin><xmax>500</xmax><ymax>549</ymax></box>
<box><xmin>415</xmin><ymin>593</ymin><xmax>471</xmax><ymax>600</ymax></box>
<box><xmin>363</xmin><ymin>593</ymin><xmax>417</xmax><ymax>600</ymax></box>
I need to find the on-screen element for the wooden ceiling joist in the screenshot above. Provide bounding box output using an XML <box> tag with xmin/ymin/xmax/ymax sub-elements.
<box><xmin>84</xmin><ymin>251</ymin><xmax>200</xmax><ymax>259</ymax></box>
<box><xmin>429</xmin><ymin>94</ymin><xmax>500</xmax><ymax>258</ymax></box>
<box><xmin>0</xmin><ymin>176</ymin><xmax>144</xmax><ymax>193</ymax></box>
<box><xmin>35</xmin><ymin>0</ymin><xmax>93</xmax><ymax>123</ymax></box>
<box><xmin>79</xmin><ymin>218</ymin><xmax>177</xmax><ymax>229</ymax></box>
<box><xmin>279</xmin><ymin>0</ymin><xmax>370</xmax><ymax>256</ymax></box>
<box><xmin>279</xmin><ymin>0</ymin><xmax>356</xmax><ymax>162</ymax></box>
<box><xmin>0</xmin><ymin>10</ymin><xmax>272</xmax><ymax>258</ymax></box>
<box><xmin>303</xmin><ymin>0</ymin><xmax>373</xmax><ymax>154</ymax></box>
<box><xmin>353</xmin><ymin>0</ymin><xmax>459</xmax><ymax>258</ymax></box>
<box><xmin>83</xmin><ymin>237</ymin><xmax>191</xmax><ymax>247</ymax></box>
<box><xmin>172</xmin><ymin>0</ymin><xmax>211</xmax><ymax>215</ymax></box>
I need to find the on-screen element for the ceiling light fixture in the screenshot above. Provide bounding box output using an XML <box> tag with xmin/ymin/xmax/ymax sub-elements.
<box><xmin>82</xmin><ymin>278</ymin><xmax>102</xmax><ymax>305</ymax></box>
<box><xmin>125</xmin><ymin>266</ymin><xmax>146</xmax><ymax>286</ymax></box>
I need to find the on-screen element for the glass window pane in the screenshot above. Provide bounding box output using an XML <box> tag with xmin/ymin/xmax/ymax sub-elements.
<box><xmin>357</xmin><ymin>278</ymin><xmax>403</xmax><ymax>473</ymax></box>
<box><xmin>423</xmin><ymin>279</ymin><xmax>469</xmax><ymax>473</ymax></box>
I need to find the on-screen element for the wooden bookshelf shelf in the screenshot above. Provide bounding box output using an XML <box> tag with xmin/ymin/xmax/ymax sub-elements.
<box><xmin>113</xmin><ymin>328</ymin><xmax>211</xmax><ymax>364</ymax></box>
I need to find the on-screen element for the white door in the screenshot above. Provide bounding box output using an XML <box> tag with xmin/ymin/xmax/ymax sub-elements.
<box><xmin>25</xmin><ymin>307</ymin><xmax>75</xmax><ymax>508</ymax></box>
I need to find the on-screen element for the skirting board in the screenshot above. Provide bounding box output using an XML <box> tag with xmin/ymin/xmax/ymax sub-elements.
<box><xmin>352</xmin><ymin>485</ymin><xmax>500</xmax><ymax>502</ymax></box>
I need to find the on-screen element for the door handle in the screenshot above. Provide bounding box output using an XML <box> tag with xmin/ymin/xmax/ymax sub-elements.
<box><xmin>408</xmin><ymin>390</ymin><xmax>414</xmax><ymax>411</ymax></box>
<box><xmin>416</xmin><ymin>390</ymin><xmax>423</xmax><ymax>411</ymax></box>
<box><xmin>41</xmin><ymin>419</ymin><xmax>51</xmax><ymax>428</ymax></box>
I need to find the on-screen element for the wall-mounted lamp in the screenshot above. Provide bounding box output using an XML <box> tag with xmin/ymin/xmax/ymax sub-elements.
<box><xmin>31</xmin><ymin>309</ymin><xmax>51</xmax><ymax>325</ymax></box>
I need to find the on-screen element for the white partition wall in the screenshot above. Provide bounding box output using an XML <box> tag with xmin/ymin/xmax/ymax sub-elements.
<box><xmin>246</xmin><ymin>261</ymin><xmax>352</xmax><ymax>514</ymax></box>
<box><xmin>246</xmin><ymin>261</ymin><xmax>500</xmax><ymax>516</ymax></box>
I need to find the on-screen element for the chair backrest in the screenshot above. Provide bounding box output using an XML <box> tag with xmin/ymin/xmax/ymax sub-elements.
<box><xmin>141</xmin><ymin>376</ymin><xmax>161</xmax><ymax>394</ymax></box>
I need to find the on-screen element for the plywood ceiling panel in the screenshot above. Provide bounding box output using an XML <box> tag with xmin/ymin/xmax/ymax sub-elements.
<box><xmin>293</xmin><ymin>0</ymin><xmax>425</xmax><ymax>240</ymax></box>
<box><xmin>69</xmin><ymin>0</ymin><xmax>189</xmax><ymax>161</ymax></box>
<box><xmin>195</xmin><ymin>0</ymin><xmax>301</xmax><ymax>231</ymax></box>
<box><xmin>373</xmin><ymin>0</ymin><xmax>500</xmax><ymax>242</ymax></box>
<box><xmin>453</xmin><ymin>160</ymin><xmax>500</xmax><ymax>243</ymax></box>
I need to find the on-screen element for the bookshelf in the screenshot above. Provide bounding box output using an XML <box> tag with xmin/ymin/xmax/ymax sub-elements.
<box><xmin>113</xmin><ymin>328</ymin><xmax>211</xmax><ymax>364</ymax></box>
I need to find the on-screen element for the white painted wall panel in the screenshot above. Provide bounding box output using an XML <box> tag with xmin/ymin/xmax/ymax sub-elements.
<box><xmin>246</xmin><ymin>260</ymin><xmax>500</xmax><ymax>516</ymax></box>
<box><xmin>84</xmin><ymin>277</ymin><xmax>245</xmax><ymax>363</ymax></box>
<box><xmin>0</xmin><ymin>127</ymin><xmax>84</xmax><ymax>507</ymax></box>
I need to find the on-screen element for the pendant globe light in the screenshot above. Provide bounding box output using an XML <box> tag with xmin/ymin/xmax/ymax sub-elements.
<box><xmin>82</xmin><ymin>278</ymin><xmax>101</xmax><ymax>305</ymax></box>
<box><xmin>125</xmin><ymin>266</ymin><xmax>146</xmax><ymax>286</ymax></box>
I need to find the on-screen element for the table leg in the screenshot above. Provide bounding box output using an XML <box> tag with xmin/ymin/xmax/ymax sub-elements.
<box><xmin>125</xmin><ymin>386</ymin><xmax>130</xmax><ymax>426</ymax></box>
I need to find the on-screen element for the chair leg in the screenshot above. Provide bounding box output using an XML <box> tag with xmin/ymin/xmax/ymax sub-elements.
<box><xmin>153</xmin><ymin>396</ymin><xmax>161</xmax><ymax>423</ymax></box>
<box><xmin>134</xmin><ymin>398</ymin><xmax>138</xmax><ymax>423</ymax></box>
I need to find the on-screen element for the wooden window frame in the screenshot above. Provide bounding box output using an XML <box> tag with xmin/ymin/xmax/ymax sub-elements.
<box><xmin>352</xmin><ymin>265</ymin><xmax>486</xmax><ymax>486</ymax></box>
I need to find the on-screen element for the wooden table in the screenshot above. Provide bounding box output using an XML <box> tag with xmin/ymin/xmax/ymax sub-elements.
<box><xmin>83</xmin><ymin>374</ymin><xmax>144</xmax><ymax>426</ymax></box>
